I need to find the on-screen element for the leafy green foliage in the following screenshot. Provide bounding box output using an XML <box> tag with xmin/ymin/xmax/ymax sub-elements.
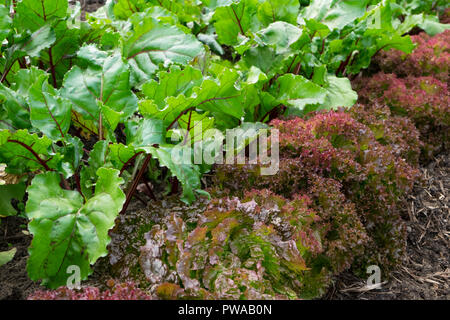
<box><xmin>26</xmin><ymin>168</ymin><xmax>125</xmax><ymax>288</ymax></box>
<box><xmin>122</xmin><ymin>12</ymin><xmax>204</xmax><ymax>86</ymax></box>
<box><xmin>0</xmin><ymin>4</ymin><xmax>11</xmax><ymax>44</ymax></box>
<box><xmin>0</xmin><ymin>0</ymin><xmax>446</xmax><ymax>292</ymax></box>
<box><xmin>61</xmin><ymin>49</ymin><xmax>137</xmax><ymax>139</ymax></box>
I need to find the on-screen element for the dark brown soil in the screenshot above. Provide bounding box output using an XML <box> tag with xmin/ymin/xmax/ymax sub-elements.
<box><xmin>69</xmin><ymin>0</ymin><xmax>105</xmax><ymax>18</ymax></box>
<box><xmin>0</xmin><ymin>216</ymin><xmax>40</xmax><ymax>300</ymax></box>
<box><xmin>326</xmin><ymin>153</ymin><xmax>449</xmax><ymax>300</ymax></box>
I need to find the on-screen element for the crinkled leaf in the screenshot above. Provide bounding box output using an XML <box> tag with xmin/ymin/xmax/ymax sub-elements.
<box><xmin>302</xmin><ymin>0</ymin><xmax>371</xmax><ymax>31</ymax></box>
<box><xmin>14</xmin><ymin>0</ymin><xmax>68</xmax><ymax>32</ymax></box>
<box><xmin>28</xmin><ymin>74</ymin><xmax>72</xmax><ymax>140</ymax></box>
<box><xmin>26</xmin><ymin>168</ymin><xmax>125</xmax><ymax>288</ymax></box>
<box><xmin>0</xmin><ymin>129</ymin><xmax>59</xmax><ymax>174</ymax></box>
<box><xmin>122</xmin><ymin>15</ymin><xmax>204</xmax><ymax>86</ymax></box>
<box><xmin>0</xmin><ymin>4</ymin><xmax>11</xmax><ymax>43</ymax></box>
<box><xmin>61</xmin><ymin>50</ymin><xmax>138</xmax><ymax>132</ymax></box>
<box><xmin>269</xmin><ymin>74</ymin><xmax>327</xmax><ymax>114</ymax></box>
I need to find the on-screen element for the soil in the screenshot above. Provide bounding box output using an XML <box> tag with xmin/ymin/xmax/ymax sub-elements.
<box><xmin>69</xmin><ymin>0</ymin><xmax>105</xmax><ymax>18</ymax></box>
<box><xmin>0</xmin><ymin>216</ymin><xmax>40</xmax><ymax>300</ymax></box>
<box><xmin>326</xmin><ymin>153</ymin><xmax>450</xmax><ymax>300</ymax></box>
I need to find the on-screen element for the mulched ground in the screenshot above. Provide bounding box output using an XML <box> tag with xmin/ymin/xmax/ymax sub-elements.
<box><xmin>326</xmin><ymin>153</ymin><xmax>449</xmax><ymax>300</ymax></box>
<box><xmin>0</xmin><ymin>216</ymin><xmax>40</xmax><ymax>300</ymax></box>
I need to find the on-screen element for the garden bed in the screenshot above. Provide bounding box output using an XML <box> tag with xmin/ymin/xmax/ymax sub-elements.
<box><xmin>0</xmin><ymin>0</ymin><xmax>449</xmax><ymax>300</ymax></box>
<box><xmin>1</xmin><ymin>151</ymin><xmax>448</xmax><ymax>300</ymax></box>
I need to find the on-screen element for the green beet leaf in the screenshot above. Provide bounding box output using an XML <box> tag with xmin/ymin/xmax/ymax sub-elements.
<box><xmin>0</xmin><ymin>4</ymin><xmax>12</xmax><ymax>43</ymax></box>
<box><xmin>125</xmin><ymin>117</ymin><xmax>165</xmax><ymax>148</ymax></box>
<box><xmin>146</xmin><ymin>145</ymin><xmax>205</xmax><ymax>204</ymax></box>
<box><xmin>26</xmin><ymin>168</ymin><xmax>125</xmax><ymax>288</ymax></box>
<box><xmin>213</xmin><ymin>0</ymin><xmax>261</xmax><ymax>46</ymax></box>
<box><xmin>0</xmin><ymin>129</ymin><xmax>60</xmax><ymax>174</ymax></box>
<box><xmin>61</xmin><ymin>49</ymin><xmax>138</xmax><ymax>137</ymax></box>
<box><xmin>28</xmin><ymin>74</ymin><xmax>72</xmax><ymax>141</ymax></box>
<box><xmin>0</xmin><ymin>83</ymin><xmax>32</xmax><ymax>130</ymax></box>
<box><xmin>322</xmin><ymin>75</ymin><xmax>358</xmax><ymax>110</ymax></box>
<box><xmin>142</xmin><ymin>65</ymin><xmax>203</xmax><ymax>109</ymax></box>
<box><xmin>269</xmin><ymin>73</ymin><xmax>327</xmax><ymax>114</ymax></box>
<box><xmin>122</xmin><ymin>13</ymin><xmax>204</xmax><ymax>87</ymax></box>
<box><xmin>301</xmin><ymin>0</ymin><xmax>371</xmax><ymax>31</ymax></box>
<box><xmin>1</xmin><ymin>25</ymin><xmax>56</xmax><ymax>81</ymax></box>
<box><xmin>257</xmin><ymin>0</ymin><xmax>300</xmax><ymax>26</ymax></box>
<box><xmin>14</xmin><ymin>0</ymin><xmax>69</xmax><ymax>33</ymax></box>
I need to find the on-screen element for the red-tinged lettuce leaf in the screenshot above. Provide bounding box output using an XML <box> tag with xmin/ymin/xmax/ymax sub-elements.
<box><xmin>140</xmin><ymin>191</ymin><xmax>317</xmax><ymax>299</ymax></box>
<box><xmin>26</xmin><ymin>168</ymin><xmax>125</xmax><ymax>289</ymax></box>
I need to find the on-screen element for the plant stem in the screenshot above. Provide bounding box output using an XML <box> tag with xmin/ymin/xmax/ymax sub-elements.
<box><xmin>48</xmin><ymin>47</ymin><xmax>58</xmax><ymax>88</ymax></box>
<box><xmin>120</xmin><ymin>151</ymin><xmax>145</xmax><ymax>176</ymax></box>
<box><xmin>7</xmin><ymin>139</ymin><xmax>52</xmax><ymax>171</ymax></box>
<box><xmin>120</xmin><ymin>153</ymin><xmax>152</xmax><ymax>214</ymax></box>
